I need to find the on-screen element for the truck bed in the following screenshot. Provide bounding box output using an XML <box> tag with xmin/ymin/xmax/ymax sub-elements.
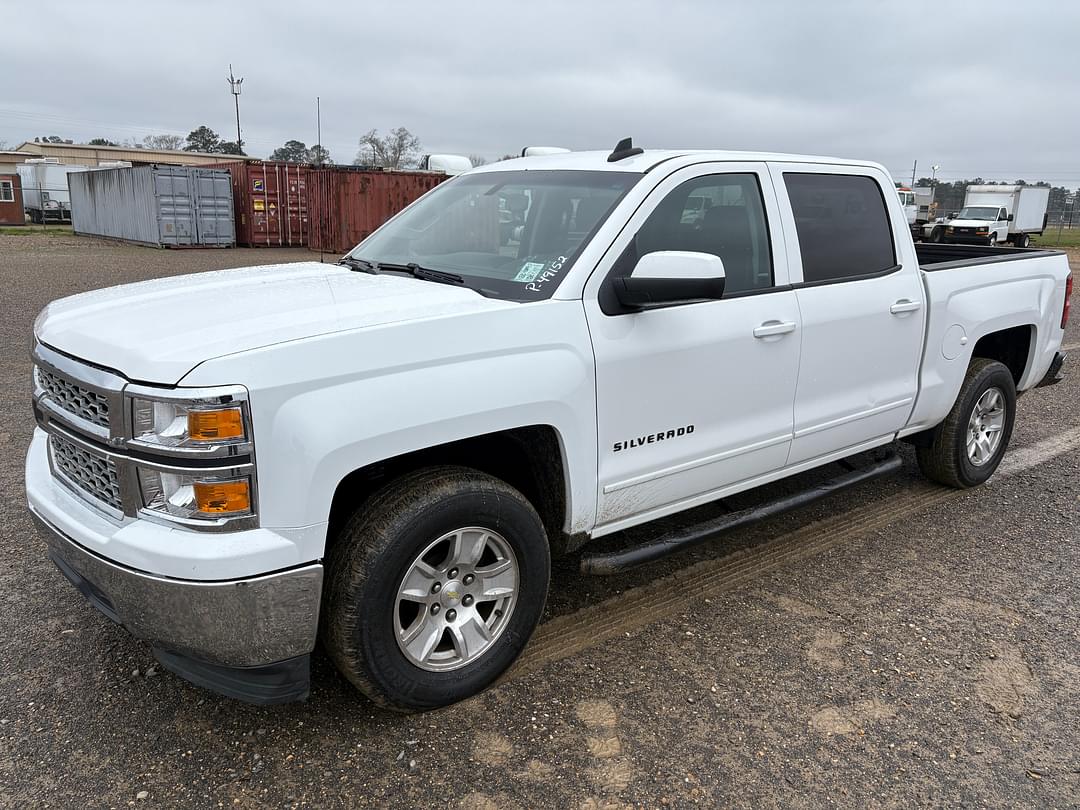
<box><xmin>916</xmin><ymin>242</ymin><xmax>1064</xmax><ymax>271</ymax></box>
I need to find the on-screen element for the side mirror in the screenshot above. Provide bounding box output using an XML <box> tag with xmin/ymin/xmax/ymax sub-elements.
<box><xmin>612</xmin><ymin>251</ymin><xmax>726</xmax><ymax>310</ymax></box>
<box><xmin>1007</xmin><ymin>214</ymin><xmax>1014</xmax><ymax>222</ymax></box>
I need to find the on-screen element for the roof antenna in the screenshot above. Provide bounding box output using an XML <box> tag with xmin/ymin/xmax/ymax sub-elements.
<box><xmin>607</xmin><ymin>137</ymin><xmax>643</xmax><ymax>163</ymax></box>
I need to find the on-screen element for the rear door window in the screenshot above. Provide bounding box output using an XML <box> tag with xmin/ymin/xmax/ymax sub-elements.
<box><xmin>784</xmin><ymin>173</ymin><xmax>896</xmax><ymax>284</ymax></box>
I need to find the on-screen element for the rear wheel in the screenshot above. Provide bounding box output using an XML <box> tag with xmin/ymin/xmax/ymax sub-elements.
<box><xmin>916</xmin><ymin>358</ymin><xmax>1016</xmax><ymax>488</ymax></box>
<box><xmin>322</xmin><ymin>467</ymin><xmax>550</xmax><ymax>712</ymax></box>
<box><xmin>1015</xmin><ymin>233</ymin><xmax>1030</xmax><ymax>248</ymax></box>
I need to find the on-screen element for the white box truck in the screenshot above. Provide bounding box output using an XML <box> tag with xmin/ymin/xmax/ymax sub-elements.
<box><xmin>944</xmin><ymin>184</ymin><xmax>1050</xmax><ymax>248</ymax></box>
<box><xmin>18</xmin><ymin>160</ymin><xmax>91</xmax><ymax>224</ymax></box>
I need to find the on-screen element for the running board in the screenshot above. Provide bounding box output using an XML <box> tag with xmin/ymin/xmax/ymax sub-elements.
<box><xmin>579</xmin><ymin>453</ymin><xmax>903</xmax><ymax>575</ymax></box>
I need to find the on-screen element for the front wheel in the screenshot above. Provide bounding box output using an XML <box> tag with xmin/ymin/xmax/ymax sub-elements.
<box><xmin>322</xmin><ymin>467</ymin><xmax>550</xmax><ymax>712</ymax></box>
<box><xmin>916</xmin><ymin>358</ymin><xmax>1016</xmax><ymax>488</ymax></box>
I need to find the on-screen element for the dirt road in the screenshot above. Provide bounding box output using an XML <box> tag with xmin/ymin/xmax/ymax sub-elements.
<box><xmin>1</xmin><ymin>234</ymin><xmax>1077</xmax><ymax>808</ymax></box>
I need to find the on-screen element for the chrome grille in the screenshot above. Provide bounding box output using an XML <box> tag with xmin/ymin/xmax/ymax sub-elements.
<box><xmin>49</xmin><ymin>434</ymin><xmax>123</xmax><ymax>512</ymax></box>
<box><xmin>36</xmin><ymin>366</ymin><xmax>111</xmax><ymax>429</ymax></box>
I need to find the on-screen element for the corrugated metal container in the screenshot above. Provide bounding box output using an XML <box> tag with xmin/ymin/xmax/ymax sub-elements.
<box><xmin>69</xmin><ymin>165</ymin><xmax>235</xmax><ymax>247</ymax></box>
<box><xmin>307</xmin><ymin>168</ymin><xmax>447</xmax><ymax>253</ymax></box>
<box><xmin>208</xmin><ymin>161</ymin><xmax>311</xmax><ymax>247</ymax></box>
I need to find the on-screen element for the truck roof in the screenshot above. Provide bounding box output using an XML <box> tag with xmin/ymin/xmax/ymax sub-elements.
<box><xmin>470</xmin><ymin>148</ymin><xmax>886</xmax><ymax>174</ymax></box>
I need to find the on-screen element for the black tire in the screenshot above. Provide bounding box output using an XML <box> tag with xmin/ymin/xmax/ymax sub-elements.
<box><xmin>1016</xmin><ymin>233</ymin><xmax>1030</xmax><ymax>248</ymax></box>
<box><xmin>322</xmin><ymin>466</ymin><xmax>550</xmax><ymax>712</ymax></box>
<box><xmin>929</xmin><ymin>226</ymin><xmax>944</xmax><ymax>243</ymax></box>
<box><xmin>916</xmin><ymin>358</ymin><xmax>1016</xmax><ymax>489</ymax></box>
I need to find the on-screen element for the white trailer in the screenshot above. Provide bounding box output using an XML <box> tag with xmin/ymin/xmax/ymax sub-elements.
<box><xmin>944</xmin><ymin>185</ymin><xmax>1050</xmax><ymax>247</ymax></box>
<box><xmin>18</xmin><ymin>160</ymin><xmax>91</xmax><ymax>223</ymax></box>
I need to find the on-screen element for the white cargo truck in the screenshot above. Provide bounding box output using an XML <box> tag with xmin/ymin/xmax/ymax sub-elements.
<box><xmin>944</xmin><ymin>184</ymin><xmax>1050</xmax><ymax>247</ymax></box>
<box><xmin>18</xmin><ymin>160</ymin><xmax>90</xmax><ymax>224</ymax></box>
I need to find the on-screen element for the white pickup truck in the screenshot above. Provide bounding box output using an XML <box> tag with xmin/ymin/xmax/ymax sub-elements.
<box><xmin>26</xmin><ymin>140</ymin><xmax>1071</xmax><ymax>711</ymax></box>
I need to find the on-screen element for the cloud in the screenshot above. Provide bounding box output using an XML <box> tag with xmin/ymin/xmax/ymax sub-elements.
<box><xmin>2</xmin><ymin>0</ymin><xmax>1077</xmax><ymax>186</ymax></box>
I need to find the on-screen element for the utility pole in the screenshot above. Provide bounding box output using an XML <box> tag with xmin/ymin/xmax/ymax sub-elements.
<box><xmin>227</xmin><ymin>64</ymin><xmax>244</xmax><ymax>152</ymax></box>
<box><xmin>316</xmin><ymin>96</ymin><xmax>322</xmax><ymax>166</ymax></box>
<box><xmin>910</xmin><ymin>159</ymin><xmax>917</xmax><ymax>189</ymax></box>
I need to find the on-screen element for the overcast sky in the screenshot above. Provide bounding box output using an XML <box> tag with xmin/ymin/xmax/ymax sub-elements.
<box><xmin>2</xmin><ymin>0</ymin><xmax>1078</xmax><ymax>188</ymax></box>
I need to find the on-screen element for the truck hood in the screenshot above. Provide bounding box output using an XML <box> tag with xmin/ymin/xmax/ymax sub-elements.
<box><xmin>948</xmin><ymin>218</ymin><xmax>993</xmax><ymax>228</ymax></box>
<box><xmin>35</xmin><ymin>262</ymin><xmax>513</xmax><ymax>384</ymax></box>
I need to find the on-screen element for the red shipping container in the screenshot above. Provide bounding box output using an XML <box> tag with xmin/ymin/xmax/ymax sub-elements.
<box><xmin>208</xmin><ymin>161</ymin><xmax>311</xmax><ymax>247</ymax></box>
<box><xmin>307</xmin><ymin>168</ymin><xmax>447</xmax><ymax>254</ymax></box>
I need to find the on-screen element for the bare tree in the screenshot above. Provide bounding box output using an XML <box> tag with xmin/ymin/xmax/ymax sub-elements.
<box><xmin>143</xmin><ymin>134</ymin><xmax>184</xmax><ymax>151</ymax></box>
<box><xmin>354</xmin><ymin>127</ymin><xmax>422</xmax><ymax>169</ymax></box>
<box><xmin>467</xmin><ymin>154</ymin><xmax>488</xmax><ymax>167</ymax></box>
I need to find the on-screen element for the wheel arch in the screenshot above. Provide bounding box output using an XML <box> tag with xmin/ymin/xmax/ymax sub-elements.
<box><xmin>326</xmin><ymin>425</ymin><xmax>575</xmax><ymax>558</ymax></box>
<box><xmin>970</xmin><ymin>323</ymin><xmax>1035</xmax><ymax>387</ymax></box>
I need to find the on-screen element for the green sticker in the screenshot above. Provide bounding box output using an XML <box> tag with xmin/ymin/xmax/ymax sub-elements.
<box><xmin>513</xmin><ymin>262</ymin><xmax>546</xmax><ymax>282</ymax></box>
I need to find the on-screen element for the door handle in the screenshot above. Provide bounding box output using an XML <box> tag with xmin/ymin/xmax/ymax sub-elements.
<box><xmin>890</xmin><ymin>299</ymin><xmax>922</xmax><ymax>315</ymax></box>
<box><xmin>753</xmin><ymin>320</ymin><xmax>797</xmax><ymax>338</ymax></box>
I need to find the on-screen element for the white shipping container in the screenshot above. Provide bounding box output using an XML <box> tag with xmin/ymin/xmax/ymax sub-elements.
<box><xmin>68</xmin><ymin>165</ymin><xmax>235</xmax><ymax>247</ymax></box>
<box><xmin>964</xmin><ymin>185</ymin><xmax>1050</xmax><ymax>234</ymax></box>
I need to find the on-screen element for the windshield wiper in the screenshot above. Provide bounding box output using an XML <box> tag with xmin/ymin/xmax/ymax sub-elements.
<box><xmin>375</xmin><ymin>262</ymin><xmax>466</xmax><ymax>286</ymax></box>
<box><xmin>336</xmin><ymin>256</ymin><xmax>380</xmax><ymax>274</ymax></box>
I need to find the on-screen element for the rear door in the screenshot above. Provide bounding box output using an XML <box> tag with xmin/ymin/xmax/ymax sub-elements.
<box><xmin>769</xmin><ymin>164</ymin><xmax>925</xmax><ymax>465</ymax></box>
<box><xmin>584</xmin><ymin>163</ymin><xmax>801</xmax><ymax>531</ymax></box>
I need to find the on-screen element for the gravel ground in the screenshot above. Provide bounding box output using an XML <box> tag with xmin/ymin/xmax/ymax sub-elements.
<box><xmin>0</xmin><ymin>233</ymin><xmax>1077</xmax><ymax>809</ymax></box>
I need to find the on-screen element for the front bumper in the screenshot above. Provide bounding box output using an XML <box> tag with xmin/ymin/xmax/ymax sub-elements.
<box><xmin>30</xmin><ymin>505</ymin><xmax>323</xmax><ymax>704</ymax></box>
<box><xmin>943</xmin><ymin>234</ymin><xmax>994</xmax><ymax>245</ymax></box>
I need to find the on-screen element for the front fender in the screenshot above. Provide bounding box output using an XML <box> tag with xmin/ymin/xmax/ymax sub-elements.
<box><xmin>180</xmin><ymin>301</ymin><xmax>599</xmax><ymax>550</ymax></box>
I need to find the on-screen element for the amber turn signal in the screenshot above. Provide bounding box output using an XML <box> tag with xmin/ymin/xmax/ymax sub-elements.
<box><xmin>187</xmin><ymin>408</ymin><xmax>245</xmax><ymax>442</ymax></box>
<box><xmin>193</xmin><ymin>480</ymin><xmax>251</xmax><ymax>514</ymax></box>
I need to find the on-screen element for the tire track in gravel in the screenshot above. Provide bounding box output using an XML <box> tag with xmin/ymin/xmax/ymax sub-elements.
<box><xmin>506</xmin><ymin>425</ymin><xmax>1080</xmax><ymax>681</ymax></box>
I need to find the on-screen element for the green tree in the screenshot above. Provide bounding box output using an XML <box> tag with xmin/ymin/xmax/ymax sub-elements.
<box><xmin>270</xmin><ymin>139</ymin><xmax>310</xmax><ymax>162</ymax></box>
<box><xmin>308</xmin><ymin>144</ymin><xmax>331</xmax><ymax>166</ymax></box>
<box><xmin>217</xmin><ymin>140</ymin><xmax>246</xmax><ymax>156</ymax></box>
<box><xmin>184</xmin><ymin>126</ymin><xmax>221</xmax><ymax>153</ymax></box>
<box><xmin>87</xmin><ymin>138</ymin><xmax>119</xmax><ymax>146</ymax></box>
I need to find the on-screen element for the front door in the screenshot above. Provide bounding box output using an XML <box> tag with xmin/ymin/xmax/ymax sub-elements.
<box><xmin>584</xmin><ymin>164</ymin><xmax>801</xmax><ymax>532</ymax></box>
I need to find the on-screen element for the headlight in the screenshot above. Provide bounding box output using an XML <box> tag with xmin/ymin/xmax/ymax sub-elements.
<box><xmin>137</xmin><ymin>467</ymin><xmax>254</xmax><ymax>522</ymax></box>
<box><xmin>127</xmin><ymin>386</ymin><xmax>251</xmax><ymax>457</ymax></box>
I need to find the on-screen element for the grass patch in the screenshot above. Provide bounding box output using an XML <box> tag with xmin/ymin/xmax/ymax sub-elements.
<box><xmin>0</xmin><ymin>225</ymin><xmax>73</xmax><ymax>236</ymax></box>
<box><xmin>1033</xmin><ymin>227</ymin><xmax>1080</xmax><ymax>248</ymax></box>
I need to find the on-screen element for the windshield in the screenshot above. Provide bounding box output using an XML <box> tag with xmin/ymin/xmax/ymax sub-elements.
<box><xmin>956</xmin><ymin>206</ymin><xmax>998</xmax><ymax>220</ymax></box>
<box><xmin>348</xmin><ymin>170</ymin><xmax>640</xmax><ymax>300</ymax></box>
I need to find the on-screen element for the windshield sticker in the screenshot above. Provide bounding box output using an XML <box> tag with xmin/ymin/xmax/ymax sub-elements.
<box><xmin>523</xmin><ymin>256</ymin><xmax>568</xmax><ymax>293</ymax></box>
<box><xmin>513</xmin><ymin>262</ymin><xmax>546</xmax><ymax>283</ymax></box>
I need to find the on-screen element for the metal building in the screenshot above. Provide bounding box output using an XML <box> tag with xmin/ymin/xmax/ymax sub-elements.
<box><xmin>69</xmin><ymin>165</ymin><xmax>235</xmax><ymax>247</ymax></box>
<box><xmin>15</xmin><ymin>141</ymin><xmax>248</xmax><ymax>168</ymax></box>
